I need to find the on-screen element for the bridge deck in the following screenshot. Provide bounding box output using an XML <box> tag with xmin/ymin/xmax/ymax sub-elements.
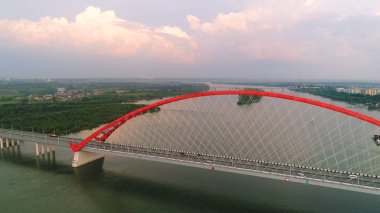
<box><xmin>1</xmin><ymin>128</ymin><xmax>380</xmax><ymax>195</ymax></box>
<box><xmin>84</xmin><ymin>142</ymin><xmax>380</xmax><ymax>194</ymax></box>
<box><xmin>0</xmin><ymin>128</ymin><xmax>83</xmax><ymax>147</ymax></box>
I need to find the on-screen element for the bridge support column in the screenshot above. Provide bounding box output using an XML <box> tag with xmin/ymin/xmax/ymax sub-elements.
<box><xmin>5</xmin><ymin>139</ymin><xmax>9</xmax><ymax>148</ymax></box>
<box><xmin>41</xmin><ymin>144</ymin><xmax>45</xmax><ymax>155</ymax></box>
<box><xmin>34</xmin><ymin>143</ymin><xmax>55</xmax><ymax>157</ymax></box>
<box><xmin>46</xmin><ymin>145</ymin><xmax>55</xmax><ymax>153</ymax></box>
<box><xmin>50</xmin><ymin>145</ymin><xmax>55</xmax><ymax>152</ymax></box>
<box><xmin>0</xmin><ymin>138</ymin><xmax>3</xmax><ymax>150</ymax></box>
<box><xmin>35</xmin><ymin>143</ymin><xmax>40</xmax><ymax>156</ymax></box>
<box><xmin>72</xmin><ymin>151</ymin><xmax>104</xmax><ymax>168</ymax></box>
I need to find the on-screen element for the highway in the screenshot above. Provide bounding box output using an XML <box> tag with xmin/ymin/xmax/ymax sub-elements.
<box><xmin>0</xmin><ymin>128</ymin><xmax>83</xmax><ymax>147</ymax></box>
<box><xmin>1</xmin><ymin>128</ymin><xmax>380</xmax><ymax>192</ymax></box>
<box><xmin>85</xmin><ymin>142</ymin><xmax>380</xmax><ymax>189</ymax></box>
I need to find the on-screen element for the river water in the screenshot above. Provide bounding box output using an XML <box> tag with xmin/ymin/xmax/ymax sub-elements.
<box><xmin>1</xmin><ymin>83</ymin><xmax>380</xmax><ymax>212</ymax></box>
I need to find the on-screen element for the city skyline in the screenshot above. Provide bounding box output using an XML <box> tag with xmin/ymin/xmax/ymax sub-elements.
<box><xmin>1</xmin><ymin>0</ymin><xmax>380</xmax><ymax>79</ymax></box>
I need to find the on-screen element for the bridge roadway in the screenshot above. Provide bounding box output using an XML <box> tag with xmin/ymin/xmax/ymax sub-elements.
<box><xmin>1</xmin><ymin>128</ymin><xmax>380</xmax><ymax>195</ymax></box>
<box><xmin>0</xmin><ymin>128</ymin><xmax>83</xmax><ymax>147</ymax></box>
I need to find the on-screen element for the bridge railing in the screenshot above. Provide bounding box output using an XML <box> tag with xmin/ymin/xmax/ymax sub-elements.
<box><xmin>0</xmin><ymin>128</ymin><xmax>83</xmax><ymax>147</ymax></box>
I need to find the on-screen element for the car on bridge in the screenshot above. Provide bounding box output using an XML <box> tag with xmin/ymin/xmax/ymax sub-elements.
<box><xmin>349</xmin><ymin>174</ymin><xmax>358</xmax><ymax>180</ymax></box>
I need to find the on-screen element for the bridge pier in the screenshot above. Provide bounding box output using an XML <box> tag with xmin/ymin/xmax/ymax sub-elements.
<box><xmin>35</xmin><ymin>143</ymin><xmax>40</xmax><ymax>156</ymax></box>
<box><xmin>41</xmin><ymin>144</ymin><xmax>45</xmax><ymax>155</ymax></box>
<box><xmin>72</xmin><ymin>151</ymin><xmax>104</xmax><ymax>168</ymax></box>
<box><xmin>34</xmin><ymin>143</ymin><xmax>55</xmax><ymax>157</ymax></box>
<box><xmin>0</xmin><ymin>138</ymin><xmax>20</xmax><ymax>150</ymax></box>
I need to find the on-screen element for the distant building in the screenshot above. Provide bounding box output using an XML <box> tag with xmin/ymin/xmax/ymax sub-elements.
<box><xmin>57</xmin><ymin>88</ymin><xmax>66</xmax><ymax>93</ymax></box>
<box><xmin>361</xmin><ymin>89</ymin><xmax>377</xmax><ymax>96</ymax></box>
<box><xmin>352</xmin><ymin>88</ymin><xmax>362</xmax><ymax>94</ymax></box>
<box><xmin>336</xmin><ymin>87</ymin><xmax>379</xmax><ymax>96</ymax></box>
<box><xmin>42</xmin><ymin>94</ymin><xmax>53</xmax><ymax>100</ymax></box>
<box><xmin>367</xmin><ymin>89</ymin><xmax>377</xmax><ymax>96</ymax></box>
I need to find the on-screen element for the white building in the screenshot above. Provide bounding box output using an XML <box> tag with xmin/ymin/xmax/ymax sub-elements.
<box><xmin>336</xmin><ymin>88</ymin><xmax>345</xmax><ymax>93</ymax></box>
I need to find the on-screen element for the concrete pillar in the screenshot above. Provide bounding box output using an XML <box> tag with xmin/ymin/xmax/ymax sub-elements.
<box><xmin>11</xmin><ymin>139</ymin><xmax>15</xmax><ymax>147</ymax></box>
<box><xmin>72</xmin><ymin>151</ymin><xmax>104</xmax><ymax>168</ymax></box>
<box><xmin>52</xmin><ymin>151</ymin><xmax>56</xmax><ymax>166</ymax></box>
<box><xmin>16</xmin><ymin>140</ymin><xmax>20</xmax><ymax>146</ymax></box>
<box><xmin>35</xmin><ymin>143</ymin><xmax>40</xmax><ymax>156</ymax></box>
<box><xmin>46</xmin><ymin>145</ymin><xmax>50</xmax><ymax>153</ymax></box>
<box><xmin>5</xmin><ymin>139</ymin><xmax>9</xmax><ymax>148</ymax></box>
<box><xmin>0</xmin><ymin>138</ymin><xmax>3</xmax><ymax>149</ymax></box>
<box><xmin>41</xmin><ymin>144</ymin><xmax>45</xmax><ymax>155</ymax></box>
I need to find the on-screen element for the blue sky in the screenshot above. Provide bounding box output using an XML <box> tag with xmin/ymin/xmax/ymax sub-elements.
<box><xmin>0</xmin><ymin>0</ymin><xmax>380</xmax><ymax>80</ymax></box>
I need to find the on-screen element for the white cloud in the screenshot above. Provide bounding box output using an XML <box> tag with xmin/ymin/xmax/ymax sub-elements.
<box><xmin>0</xmin><ymin>6</ymin><xmax>196</xmax><ymax>63</ymax></box>
<box><xmin>155</xmin><ymin>26</ymin><xmax>191</xmax><ymax>40</ymax></box>
<box><xmin>305</xmin><ymin>0</ymin><xmax>315</xmax><ymax>7</ymax></box>
<box><xmin>185</xmin><ymin>1</ymin><xmax>318</xmax><ymax>60</ymax></box>
<box><xmin>186</xmin><ymin>0</ymin><xmax>380</xmax><ymax>62</ymax></box>
<box><xmin>187</xmin><ymin>15</ymin><xmax>201</xmax><ymax>30</ymax></box>
<box><xmin>1</xmin><ymin>2</ymin><xmax>380</xmax><ymax>70</ymax></box>
<box><xmin>187</xmin><ymin>1</ymin><xmax>319</xmax><ymax>34</ymax></box>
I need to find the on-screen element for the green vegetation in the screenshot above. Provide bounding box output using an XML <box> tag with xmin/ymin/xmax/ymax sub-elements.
<box><xmin>0</xmin><ymin>81</ymin><xmax>56</xmax><ymax>104</ymax></box>
<box><xmin>293</xmin><ymin>87</ymin><xmax>380</xmax><ymax>110</ymax></box>
<box><xmin>0</xmin><ymin>81</ymin><xmax>208</xmax><ymax>135</ymax></box>
<box><xmin>0</xmin><ymin>102</ymin><xmax>144</xmax><ymax>135</ymax></box>
<box><xmin>237</xmin><ymin>88</ymin><xmax>263</xmax><ymax>105</ymax></box>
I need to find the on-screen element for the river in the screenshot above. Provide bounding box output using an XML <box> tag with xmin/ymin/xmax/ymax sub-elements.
<box><xmin>1</xmin><ymin>83</ymin><xmax>380</xmax><ymax>212</ymax></box>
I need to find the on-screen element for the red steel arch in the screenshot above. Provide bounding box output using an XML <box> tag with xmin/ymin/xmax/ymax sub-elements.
<box><xmin>69</xmin><ymin>90</ymin><xmax>380</xmax><ymax>152</ymax></box>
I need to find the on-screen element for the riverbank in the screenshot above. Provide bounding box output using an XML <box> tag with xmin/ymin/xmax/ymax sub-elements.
<box><xmin>291</xmin><ymin>87</ymin><xmax>380</xmax><ymax>110</ymax></box>
<box><xmin>0</xmin><ymin>82</ymin><xmax>208</xmax><ymax>135</ymax></box>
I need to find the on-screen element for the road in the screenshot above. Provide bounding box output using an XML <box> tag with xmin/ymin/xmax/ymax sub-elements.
<box><xmin>1</xmin><ymin>128</ymin><xmax>380</xmax><ymax>192</ymax></box>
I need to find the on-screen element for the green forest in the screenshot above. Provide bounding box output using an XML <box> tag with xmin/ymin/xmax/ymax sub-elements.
<box><xmin>0</xmin><ymin>81</ymin><xmax>208</xmax><ymax>135</ymax></box>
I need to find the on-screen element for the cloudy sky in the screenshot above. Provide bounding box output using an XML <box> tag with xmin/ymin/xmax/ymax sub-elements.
<box><xmin>0</xmin><ymin>0</ymin><xmax>380</xmax><ymax>80</ymax></box>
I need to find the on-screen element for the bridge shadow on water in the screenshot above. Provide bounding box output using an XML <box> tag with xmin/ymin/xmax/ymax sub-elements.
<box><xmin>0</xmin><ymin>149</ymin><xmax>300</xmax><ymax>212</ymax></box>
<box><xmin>2</xmin><ymin>147</ymin><xmax>380</xmax><ymax>213</ymax></box>
<box><xmin>0</xmin><ymin>147</ymin><xmax>73</xmax><ymax>174</ymax></box>
<box><xmin>3</xmin><ymin>147</ymin><xmax>380</xmax><ymax>213</ymax></box>
<box><xmin>72</xmin><ymin>163</ymin><xmax>302</xmax><ymax>213</ymax></box>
